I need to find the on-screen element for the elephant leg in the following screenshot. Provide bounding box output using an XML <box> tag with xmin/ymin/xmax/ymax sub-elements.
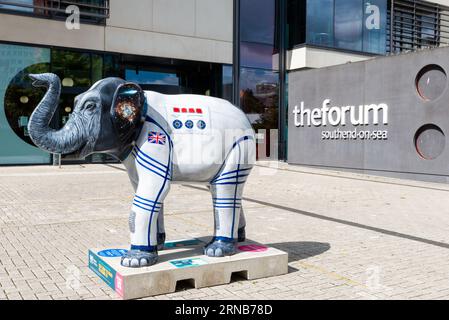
<box><xmin>121</xmin><ymin>137</ymin><xmax>172</xmax><ymax>268</ymax></box>
<box><xmin>207</xmin><ymin>183</ymin><xmax>245</xmax><ymax>241</ymax></box>
<box><xmin>205</xmin><ymin>138</ymin><xmax>253</xmax><ymax>257</ymax></box>
<box><xmin>157</xmin><ymin>204</ymin><xmax>166</xmax><ymax>250</ymax></box>
<box><xmin>238</xmin><ymin>208</ymin><xmax>246</xmax><ymax>242</ymax></box>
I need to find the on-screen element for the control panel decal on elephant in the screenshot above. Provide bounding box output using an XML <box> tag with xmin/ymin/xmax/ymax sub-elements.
<box><xmin>168</xmin><ymin>105</ymin><xmax>211</xmax><ymax>134</ymax></box>
<box><xmin>27</xmin><ymin>73</ymin><xmax>256</xmax><ymax>268</ymax></box>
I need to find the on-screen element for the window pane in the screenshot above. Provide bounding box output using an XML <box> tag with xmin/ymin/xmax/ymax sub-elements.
<box><xmin>239</xmin><ymin>68</ymin><xmax>279</xmax><ymax>131</ymax></box>
<box><xmin>420</xmin><ymin>13</ymin><xmax>437</xmax><ymax>48</ymax></box>
<box><xmin>241</xmin><ymin>42</ymin><xmax>277</xmax><ymax>70</ymax></box>
<box><xmin>92</xmin><ymin>54</ymin><xmax>103</xmax><ymax>83</ymax></box>
<box><xmin>306</xmin><ymin>0</ymin><xmax>335</xmax><ymax>47</ymax></box>
<box><xmin>0</xmin><ymin>43</ymin><xmax>51</xmax><ymax>164</ymax></box>
<box><xmin>222</xmin><ymin>65</ymin><xmax>233</xmax><ymax>102</ymax></box>
<box><xmin>334</xmin><ymin>0</ymin><xmax>363</xmax><ymax>51</ymax></box>
<box><xmin>0</xmin><ymin>0</ymin><xmax>33</xmax><ymax>13</ymax></box>
<box><xmin>125</xmin><ymin>69</ymin><xmax>180</xmax><ymax>86</ymax></box>
<box><xmin>363</xmin><ymin>0</ymin><xmax>387</xmax><ymax>54</ymax></box>
<box><xmin>240</xmin><ymin>0</ymin><xmax>276</xmax><ymax>45</ymax></box>
<box><xmin>51</xmin><ymin>50</ymin><xmax>92</xmax><ymax>89</ymax></box>
<box><xmin>103</xmin><ymin>54</ymin><xmax>120</xmax><ymax>78</ymax></box>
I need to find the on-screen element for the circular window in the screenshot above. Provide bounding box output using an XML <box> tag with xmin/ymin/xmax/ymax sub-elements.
<box><xmin>414</xmin><ymin>124</ymin><xmax>446</xmax><ymax>160</ymax></box>
<box><xmin>416</xmin><ymin>64</ymin><xmax>447</xmax><ymax>101</ymax></box>
<box><xmin>4</xmin><ymin>62</ymin><xmax>50</xmax><ymax>146</ymax></box>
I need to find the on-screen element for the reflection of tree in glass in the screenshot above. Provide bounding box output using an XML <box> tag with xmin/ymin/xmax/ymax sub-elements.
<box><xmin>51</xmin><ymin>50</ymin><xmax>92</xmax><ymax>88</ymax></box>
<box><xmin>4</xmin><ymin>62</ymin><xmax>50</xmax><ymax>146</ymax></box>
<box><xmin>103</xmin><ymin>54</ymin><xmax>121</xmax><ymax>78</ymax></box>
<box><xmin>241</xmin><ymin>89</ymin><xmax>265</xmax><ymax>113</ymax></box>
<box><xmin>254</xmin><ymin>104</ymin><xmax>279</xmax><ymax>132</ymax></box>
<box><xmin>240</xmin><ymin>87</ymin><xmax>279</xmax><ymax>131</ymax></box>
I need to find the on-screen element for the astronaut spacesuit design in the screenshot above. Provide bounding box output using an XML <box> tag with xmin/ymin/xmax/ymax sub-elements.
<box><xmin>27</xmin><ymin>73</ymin><xmax>256</xmax><ymax>268</ymax></box>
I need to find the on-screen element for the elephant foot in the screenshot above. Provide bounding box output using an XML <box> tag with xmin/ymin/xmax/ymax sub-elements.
<box><xmin>204</xmin><ymin>238</ymin><xmax>237</xmax><ymax>257</ymax></box>
<box><xmin>238</xmin><ymin>227</ymin><xmax>246</xmax><ymax>242</ymax></box>
<box><xmin>121</xmin><ymin>250</ymin><xmax>158</xmax><ymax>268</ymax></box>
<box><xmin>157</xmin><ymin>232</ymin><xmax>166</xmax><ymax>250</ymax></box>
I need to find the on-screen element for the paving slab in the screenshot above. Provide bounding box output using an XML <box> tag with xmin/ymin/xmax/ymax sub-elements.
<box><xmin>1</xmin><ymin>162</ymin><xmax>449</xmax><ymax>299</ymax></box>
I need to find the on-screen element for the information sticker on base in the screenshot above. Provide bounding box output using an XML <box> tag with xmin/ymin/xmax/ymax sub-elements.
<box><xmin>97</xmin><ymin>248</ymin><xmax>128</xmax><ymax>257</ymax></box>
<box><xmin>114</xmin><ymin>273</ymin><xmax>124</xmax><ymax>298</ymax></box>
<box><xmin>170</xmin><ymin>258</ymin><xmax>208</xmax><ymax>268</ymax></box>
<box><xmin>164</xmin><ymin>238</ymin><xmax>203</xmax><ymax>248</ymax></box>
<box><xmin>88</xmin><ymin>250</ymin><xmax>117</xmax><ymax>290</ymax></box>
<box><xmin>238</xmin><ymin>245</ymin><xmax>268</xmax><ymax>252</ymax></box>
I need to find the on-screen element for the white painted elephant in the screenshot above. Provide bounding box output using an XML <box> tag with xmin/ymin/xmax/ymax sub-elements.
<box><xmin>28</xmin><ymin>73</ymin><xmax>256</xmax><ymax>267</ymax></box>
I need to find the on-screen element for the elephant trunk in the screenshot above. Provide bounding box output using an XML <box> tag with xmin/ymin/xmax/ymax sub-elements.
<box><xmin>28</xmin><ymin>73</ymin><xmax>85</xmax><ymax>154</ymax></box>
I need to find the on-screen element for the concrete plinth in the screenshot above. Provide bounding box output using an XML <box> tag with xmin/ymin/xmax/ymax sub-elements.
<box><xmin>88</xmin><ymin>238</ymin><xmax>288</xmax><ymax>300</ymax></box>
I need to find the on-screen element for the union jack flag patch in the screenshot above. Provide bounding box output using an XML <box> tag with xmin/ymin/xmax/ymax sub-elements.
<box><xmin>148</xmin><ymin>131</ymin><xmax>166</xmax><ymax>145</ymax></box>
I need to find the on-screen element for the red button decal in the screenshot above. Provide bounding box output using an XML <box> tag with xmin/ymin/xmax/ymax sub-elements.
<box><xmin>173</xmin><ymin>107</ymin><xmax>204</xmax><ymax>114</ymax></box>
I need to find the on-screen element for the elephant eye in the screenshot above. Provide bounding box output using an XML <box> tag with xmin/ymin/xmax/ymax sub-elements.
<box><xmin>85</xmin><ymin>102</ymin><xmax>96</xmax><ymax>110</ymax></box>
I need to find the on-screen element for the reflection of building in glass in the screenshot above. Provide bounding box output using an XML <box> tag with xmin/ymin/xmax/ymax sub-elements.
<box><xmin>255</xmin><ymin>83</ymin><xmax>278</xmax><ymax>96</ymax></box>
<box><xmin>254</xmin><ymin>83</ymin><xmax>278</xmax><ymax>113</ymax></box>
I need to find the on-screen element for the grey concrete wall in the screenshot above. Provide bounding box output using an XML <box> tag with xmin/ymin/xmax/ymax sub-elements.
<box><xmin>106</xmin><ymin>0</ymin><xmax>233</xmax><ymax>63</ymax></box>
<box><xmin>0</xmin><ymin>0</ymin><xmax>233</xmax><ymax>64</ymax></box>
<box><xmin>287</xmin><ymin>46</ymin><xmax>374</xmax><ymax>70</ymax></box>
<box><xmin>288</xmin><ymin>46</ymin><xmax>449</xmax><ymax>183</ymax></box>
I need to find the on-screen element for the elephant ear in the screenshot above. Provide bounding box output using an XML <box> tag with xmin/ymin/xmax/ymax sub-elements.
<box><xmin>111</xmin><ymin>82</ymin><xmax>145</xmax><ymax>145</ymax></box>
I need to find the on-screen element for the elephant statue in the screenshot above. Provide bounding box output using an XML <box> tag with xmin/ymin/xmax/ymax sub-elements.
<box><xmin>27</xmin><ymin>73</ymin><xmax>256</xmax><ymax>268</ymax></box>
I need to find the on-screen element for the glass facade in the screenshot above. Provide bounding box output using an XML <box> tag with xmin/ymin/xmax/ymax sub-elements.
<box><xmin>240</xmin><ymin>0</ymin><xmax>278</xmax><ymax>70</ymax></box>
<box><xmin>0</xmin><ymin>43</ymin><xmax>51</xmax><ymax>164</ymax></box>
<box><xmin>123</xmin><ymin>56</ymin><xmax>225</xmax><ymax>97</ymax></box>
<box><xmin>239</xmin><ymin>0</ymin><xmax>280</xmax><ymax>135</ymax></box>
<box><xmin>222</xmin><ymin>65</ymin><xmax>233</xmax><ymax>103</ymax></box>
<box><xmin>125</xmin><ymin>70</ymin><xmax>180</xmax><ymax>86</ymax></box>
<box><xmin>306</xmin><ymin>0</ymin><xmax>334</xmax><ymax>47</ymax></box>
<box><xmin>288</xmin><ymin>0</ymin><xmax>387</xmax><ymax>54</ymax></box>
<box><xmin>0</xmin><ymin>0</ymin><xmax>33</xmax><ymax>13</ymax></box>
<box><xmin>0</xmin><ymin>42</ymin><xmax>229</xmax><ymax>165</ymax></box>
<box><xmin>240</xmin><ymin>68</ymin><xmax>279</xmax><ymax>131</ymax></box>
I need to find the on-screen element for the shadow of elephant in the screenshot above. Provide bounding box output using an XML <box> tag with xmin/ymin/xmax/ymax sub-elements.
<box><xmin>267</xmin><ymin>241</ymin><xmax>331</xmax><ymax>262</ymax></box>
<box><xmin>266</xmin><ymin>241</ymin><xmax>331</xmax><ymax>274</ymax></box>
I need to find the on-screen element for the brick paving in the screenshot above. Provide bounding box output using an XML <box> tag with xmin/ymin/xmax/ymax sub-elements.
<box><xmin>1</xmin><ymin>162</ymin><xmax>449</xmax><ymax>300</ymax></box>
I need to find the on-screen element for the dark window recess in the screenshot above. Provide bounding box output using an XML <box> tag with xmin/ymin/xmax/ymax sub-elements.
<box><xmin>388</xmin><ymin>0</ymin><xmax>449</xmax><ymax>53</ymax></box>
<box><xmin>286</xmin><ymin>0</ymin><xmax>306</xmax><ymax>48</ymax></box>
<box><xmin>0</xmin><ymin>0</ymin><xmax>110</xmax><ymax>25</ymax></box>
